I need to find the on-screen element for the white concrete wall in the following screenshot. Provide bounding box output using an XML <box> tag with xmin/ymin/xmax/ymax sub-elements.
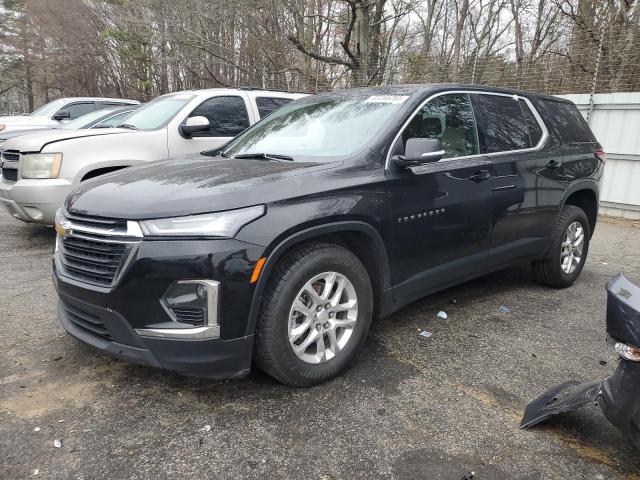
<box><xmin>557</xmin><ymin>92</ymin><xmax>640</xmax><ymax>219</ymax></box>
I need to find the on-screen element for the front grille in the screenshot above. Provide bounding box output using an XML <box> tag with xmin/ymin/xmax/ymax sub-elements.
<box><xmin>1</xmin><ymin>167</ymin><xmax>17</xmax><ymax>181</ymax></box>
<box><xmin>1</xmin><ymin>149</ymin><xmax>19</xmax><ymax>182</ymax></box>
<box><xmin>58</xmin><ymin>235</ymin><xmax>127</xmax><ymax>285</ymax></box>
<box><xmin>170</xmin><ymin>306</ymin><xmax>205</xmax><ymax>326</ymax></box>
<box><xmin>63</xmin><ymin>302</ymin><xmax>112</xmax><ymax>340</ymax></box>
<box><xmin>1</xmin><ymin>150</ymin><xmax>20</xmax><ymax>162</ymax></box>
<box><xmin>64</xmin><ymin>211</ymin><xmax>128</xmax><ymax>231</ymax></box>
<box><xmin>55</xmin><ymin>211</ymin><xmax>140</xmax><ymax>287</ymax></box>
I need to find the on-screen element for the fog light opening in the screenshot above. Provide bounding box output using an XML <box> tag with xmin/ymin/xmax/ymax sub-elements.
<box><xmin>162</xmin><ymin>280</ymin><xmax>220</xmax><ymax>329</ymax></box>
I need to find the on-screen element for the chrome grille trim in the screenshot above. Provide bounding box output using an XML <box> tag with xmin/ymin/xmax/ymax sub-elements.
<box><xmin>54</xmin><ymin>209</ymin><xmax>142</xmax><ymax>288</ymax></box>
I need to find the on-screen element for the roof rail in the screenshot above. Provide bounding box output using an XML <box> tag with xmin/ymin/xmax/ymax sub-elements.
<box><xmin>236</xmin><ymin>85</ymin><xmax>312</xmax><ymax>95</ymax></box>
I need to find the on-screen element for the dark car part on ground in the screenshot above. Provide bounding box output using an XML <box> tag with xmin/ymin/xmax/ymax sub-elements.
<box><xmin>521</xmin><ymin>273</ymin><xmax>640</xmax><ymax>448</ymax></box>
<box><xmin>53</xmin><ymin>84</ymin><xmax>604</xmax><ymax>386</ymax></box>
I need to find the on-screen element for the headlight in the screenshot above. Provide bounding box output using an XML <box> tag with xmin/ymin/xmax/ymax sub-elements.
<box><xmin>21</xmin><ymin>152</ymin><xmax>63</xmax><ymax>179</ymax></box>
<box><xmin>140</xmin><ymin>205</ymin><xmax>265</xmax><ymax>237</ymax></box>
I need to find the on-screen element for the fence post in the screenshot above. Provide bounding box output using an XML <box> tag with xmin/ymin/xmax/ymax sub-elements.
<box><xmin>587</xmin><ymin>22</ymin><xmax>606</xmax><ymax>125</ymax></box>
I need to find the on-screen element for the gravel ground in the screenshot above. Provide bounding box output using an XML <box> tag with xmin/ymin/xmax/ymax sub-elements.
<box><xmin>1</xmin><ymin>209</ymin><xmax>639</xmax><ymax>480</ymax></box>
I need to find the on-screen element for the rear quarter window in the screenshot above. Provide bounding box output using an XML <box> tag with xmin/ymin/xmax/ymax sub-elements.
<box><xmin>537</xmin><ymin>99</ymin><xmax>596</xmax><ymax>144</ymax></box>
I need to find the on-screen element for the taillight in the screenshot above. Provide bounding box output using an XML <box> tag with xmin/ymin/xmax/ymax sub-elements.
<box><xmin>595</xmin><ymin>149</ymin><xmax>607</xmax><ymax>164</ymax></box>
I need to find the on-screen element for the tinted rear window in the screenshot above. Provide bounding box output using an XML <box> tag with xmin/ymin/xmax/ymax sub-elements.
<box><xmin>538</xmin><ymin>99</ymin><xmax>595</xmax><ymax>144</ymax></box>
<box><xmin>255</xmin><ymin>97</ymin><xmax>293</xmax><ymax>118</ymax></box>
<box><xmin>473</xmin><ymin>94</ymin><xmax>530</xmax><ymax>153</ymax></box>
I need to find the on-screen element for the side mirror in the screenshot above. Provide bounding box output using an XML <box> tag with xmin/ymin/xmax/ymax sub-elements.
<box><xmin>53</xmin><ymin>110</ymin><xmax>71</xmax><ymax>121</ymax></box>
<box><xmin>180</xmin><ymin>116</ymin><xmax>210</xmax><ymax>138</ymax></box>
<box><xmin>392</xmin><ymin>138</ymin><xmax>444</xmax><ymax>168</ymax></box>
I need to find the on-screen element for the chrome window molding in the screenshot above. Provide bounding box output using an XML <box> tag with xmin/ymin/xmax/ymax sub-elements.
<box><xmin>384</xmin><ymin>90</ymin><xmax>550</xmax><ymax>170</ymax></box>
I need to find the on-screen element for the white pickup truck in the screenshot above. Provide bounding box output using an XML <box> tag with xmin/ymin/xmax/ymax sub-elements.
<box><xmin>0</xmin><ymin>88</ymin><xmax>305</xmax><ymax>225</ymax></box>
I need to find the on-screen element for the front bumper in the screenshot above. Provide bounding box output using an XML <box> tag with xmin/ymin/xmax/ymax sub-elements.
<box><xmin>0</xmin><ymin>178</ymin><xmax>73</xmax><ymax>224</ymax></box>
<box><xmin>53</xmin><ymin>236</ymin><xmax>266</xmax><ymax>378</ymax></box>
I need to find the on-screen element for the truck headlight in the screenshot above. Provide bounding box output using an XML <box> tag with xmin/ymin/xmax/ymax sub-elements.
<box><xmin>21</xmin><ymin>153</ymin><xmax>63</xmax><ymax>179</ymax></box>
<box><xmin>140</xmin><ymin>205</ymin><xmax>265</xmax><ymax>238</ymax></box>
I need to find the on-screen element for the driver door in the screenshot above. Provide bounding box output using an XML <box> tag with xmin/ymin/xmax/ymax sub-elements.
<box><xmin>387</xmin><ymin>92</ymin><xmax>495</xmax><ymax>305</ymax></box>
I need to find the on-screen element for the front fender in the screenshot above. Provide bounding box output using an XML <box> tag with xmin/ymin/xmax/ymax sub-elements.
<box><xmin>243</xmin><ymin>220</ymin><xmax>392</xmax><ymax>336</ymax></box>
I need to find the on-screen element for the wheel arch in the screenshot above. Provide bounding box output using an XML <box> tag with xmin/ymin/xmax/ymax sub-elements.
<box><xmin>562</xmin><ymin>183</ymin><xmax>599</xmax><ymax>237</ymax></box>
<box><xmin>245</xmin><ymin>221</ymin><xmax>392</xmax><ymax>336</ymax></box>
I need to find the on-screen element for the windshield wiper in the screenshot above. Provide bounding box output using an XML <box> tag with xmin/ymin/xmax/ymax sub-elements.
<box><xmin>234</xmin><ymin>152</ymin><xmax>293</xmax><ymax>161</ymax></box>
<box><xmin>119</xmin><ymin>123</ymin><xmax>138</xmax><ymax>130</ymax></box>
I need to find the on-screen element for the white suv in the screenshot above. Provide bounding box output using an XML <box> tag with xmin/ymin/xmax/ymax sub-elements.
<box><xmin>0</xmin><ymin>97</ymin><xmax>139</xmax><ymax>134</ymax></box>
<box><xmin>0</xmin><ymin>88</ymin><xmax>305</xmax><ymax>225</ymax></box>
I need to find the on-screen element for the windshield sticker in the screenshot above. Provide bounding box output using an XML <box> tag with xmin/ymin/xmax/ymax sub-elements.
<box><xmin>364</xmin><ymin>95</ymin><xmax>409</xmax><ymax>104</ymax></box>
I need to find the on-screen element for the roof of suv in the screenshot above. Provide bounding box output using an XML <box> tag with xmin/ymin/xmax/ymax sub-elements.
<box><xmin>163</xmin><ymin>88</ymin><xmax>307</xmax><ymax>99</ymax></box>
<box><xmin>321</xmin><ymin>84</ymin><xmax>570</xmax><ymax>104</ymax></box>
<box><xmin>55</xmin><ymin>97</ymin><xmax>140</xmax><ymax>104</ymax></box>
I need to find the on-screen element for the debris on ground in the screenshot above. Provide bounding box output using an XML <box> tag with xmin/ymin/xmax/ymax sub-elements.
<box><xmin>461</xmin><ymin>472</ymin><xmax>475</xmax><ymax>480</ymax></box>
<box><xmin>200</xmin><ymin>425</ymin><xmax>212</xmax><ymax>432</ymax></box>
<box><xmin>33</xmin><ymin>469</ymin><xmax>39</xmax><ymax>476</ymax></box>
<box><xmin>498</xmin><ymin>305</ymin><xmax>512</xmax><ymax>314</ymax></box>
<box><xmin>599</xmin><ymin>360</ymin><xmax>607</xmax><ymax>365</ymax></box>
<box><xmin>53</xmin><ymin>439</ymin><xmax>62</xmax><ymax>448</ymax></box>
<box><xmin>437</xmin><ymin>311</ymin><xmax>448</xmax><ymax>319</ymax></box>
<box><xmin>33</xmin><ymin>427</ymin><xmax>40</xmax><ymax>432</ymax></box>
<box><xmin>419</xmin><ymin>331</ymin><xmax>433</xmax><ymax>338</ymax></box>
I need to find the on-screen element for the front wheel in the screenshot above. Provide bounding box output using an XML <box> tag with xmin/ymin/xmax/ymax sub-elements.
<box><xmin>254</xmin><ymin>242</ymin><xmax>373</xmax><ymax>387</ymax></box>
<box><xmin>533</xmin><ymin>205</ymin><xmax>591</xmax><ymax>288</ymax></box>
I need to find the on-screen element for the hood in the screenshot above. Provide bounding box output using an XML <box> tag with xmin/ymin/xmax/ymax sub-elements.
<box><xmin>0</xmin><ymin>115</ymin><xmax>49</xmax><ymax>129</ymax></box>
<box><xmin>67</xmin><ymin>155</ymin><xmax>339</xmax><ymax>219</ymax></box>
<box><xmin>0</xmin><ymin>127</ymin><xmax>55</xmax><ymax>143</ymax></box>
<box><xmin>3</xmin><ymin>127</ymin><xmax>129</xmax><ymax>153</ymax></box>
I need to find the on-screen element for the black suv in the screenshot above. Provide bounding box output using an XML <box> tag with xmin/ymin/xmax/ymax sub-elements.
<box><xmin>53</xmin><ymin>85</ymin><xmax>604</xmax><ymax>386</ymax></box>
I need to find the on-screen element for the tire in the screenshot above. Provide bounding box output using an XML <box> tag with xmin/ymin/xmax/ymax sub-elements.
<box><xmin>254</xmin><ymin>242</ymin><xmax>373</xmax><ymax>387</ymax></box>
<box><xmin>533</xmin><ymin>205</ymin><xmax>591</xmax><ymax>288</ymax></box>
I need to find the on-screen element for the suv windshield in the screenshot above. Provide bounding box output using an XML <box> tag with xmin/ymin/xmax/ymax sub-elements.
<box><xmin>222</xmin><ymin>94</ymin><xmax>409</xmax><ymax>160</ymax></box>
<box><xmin>115</xmin><ymin>94</ymin><xmax>193</xmax><ymax>130</ymax></box>
<box><xmin>29</xmin><ymin>99</ymin><xmax>67</xmax><ymax>117</ymax></box>
<box><xmin>61</xmin><ymin>109</ymin><xmax>117</xmax><ymax>130</ymax></box>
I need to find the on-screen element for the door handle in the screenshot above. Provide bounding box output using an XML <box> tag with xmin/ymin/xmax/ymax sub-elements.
<box><xmin>467</xmin><ymin>169</ymin><xmax>492</xmax><ymax>182</ymax></box>
<box><xmin>546</xmin><ymin>159</ymin><xmax>561</xmax><ymax>169</ymax></box>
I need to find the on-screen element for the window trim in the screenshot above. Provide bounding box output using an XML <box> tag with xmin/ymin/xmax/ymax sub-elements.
<box><xmin>52</xmin><ymin>101</ymin><xmax>97</xmax><ymax>120</ymax></box>
<box><xmin>385</xmin><ymin>90</ymin><xmax>549</xmax><ymax>170</ymax></box>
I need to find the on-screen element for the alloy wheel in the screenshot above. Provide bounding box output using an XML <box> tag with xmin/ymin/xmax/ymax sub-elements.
<box><xmin>561</xmin><ymin>221</ymin><xmax>585</xmax><ymax>274</ymax></box>
<box><xmin>288</xmin><ymin>271</ymin><xmax>358</xmax><ymax>364</ymax></box>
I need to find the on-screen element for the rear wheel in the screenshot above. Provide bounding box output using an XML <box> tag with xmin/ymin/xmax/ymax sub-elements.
<box><xmin>533</xmin><ymin>205</ymin><xmax>590</xmax><ymax>288</ymax></box>
<box><xmin>254</xmin><ymin>242</ymin><xmax>373</xmax><ymax>387</ymax></box>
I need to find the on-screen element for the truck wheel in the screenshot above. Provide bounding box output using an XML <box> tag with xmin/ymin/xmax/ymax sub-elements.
<box><xmin>254</xmin><ymin>242</ymin><xmax>373</xmax><ymax>387</ymax></box>
<box><xmin>533</xmin><ymin>205</ymin><xmax>591</xmax><ymax>288</ymax></box>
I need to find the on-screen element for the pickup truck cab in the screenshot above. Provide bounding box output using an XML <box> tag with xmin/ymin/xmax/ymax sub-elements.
<box><xmin>0</xmin><ymin>97</ymin><xmax>139</xmax><ymax>134</ymax></box>
<box><xmin>0</xmin><ymin>88</ymin><xmax>304</xmax><ymax>225</ymax></box>
<box><xmin>53</xmin><ymin>84</ymin><xmax>604</xmax><ymax>386</ymax></box>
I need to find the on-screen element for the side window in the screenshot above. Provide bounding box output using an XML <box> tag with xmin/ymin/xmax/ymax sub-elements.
<box><xmin>473</xmin><ymin>94</ymin><xmax>530</xmax><ymax>152</ymax></box>
<box><xmin>400</xmin><ymin>93</ymin><xmax>479</xmax><ymax>159</ymax></box>
<box><xmin>538</xmin><ymin>99</ymin><xmax>595</xmax><ymax>144</ymax></box>
<box><xmin>94</xmin><ymin>111</ymin><xmax>132</xmax><ymax>128</ymax></box>
<box><xmin>64</xmin><ymin>102</ymin><xmax>95</xmax><ymax>119</ymax></box>
<box><xmin>255</xmin><ymin>97</ymin><xmax>293</xmax><ymax>118</ymax></box>
<box><xmin>188</xmin><ymin>96</ymin><xmax>250</xmax><ymax>137</ymax></box>
<box><xmin>520</xmin><ymin>101</ymin><xmax>544</xmax><ymax>146</ymax></box>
